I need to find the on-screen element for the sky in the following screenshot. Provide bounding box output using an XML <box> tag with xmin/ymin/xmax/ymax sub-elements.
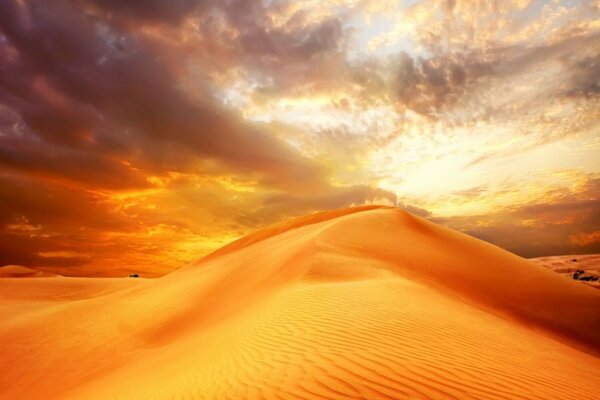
<box><xmin>0</xmin><ymin>0</ymin><xmax>599</xmax><ymax>277</ymax></box>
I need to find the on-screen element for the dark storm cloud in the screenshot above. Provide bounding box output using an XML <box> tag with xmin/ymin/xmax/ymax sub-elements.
<box><xmin>0</xmin><ymin>0</ymin><xmax>330</xmax><ymax>191</ymax></box>
<box><xmin>0</xmin><ymin>127</ymin><xmax>150</xmax><ymax>189</ymax></box>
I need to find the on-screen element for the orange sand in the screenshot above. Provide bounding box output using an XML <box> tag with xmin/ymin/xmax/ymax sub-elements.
<box><xmin>531</xmin><ymin>254</ymin><xmax>600</xmax><ymax>290</ymax></box>
<box><xmin>1</xmin><ymin>206</ymin><xmax>599</xmax><ymax>399</ymax></box>
<box><xmin>0</xmin><ymin>265</ymin><xmax>58</xmax><ymax>278</ymax></box>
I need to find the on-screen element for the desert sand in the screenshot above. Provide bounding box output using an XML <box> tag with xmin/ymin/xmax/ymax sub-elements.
<box><xmin>531</xmin><ymin>254</ymin><xmax>600</xmax><ymax>290</ymax></box>
<box><xmin>0</xmin><ymin>265</ymin><xmax>58</xmax><ymax>278</ymax></box>
<box><xmin>1</xmin><ymin>206</ymin><xmax>599</xmax><ymax>399</ymax></box>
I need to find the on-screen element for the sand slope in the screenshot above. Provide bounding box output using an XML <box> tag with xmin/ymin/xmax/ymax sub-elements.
<box><xmin>0</xmin><ymin>206</ymin><xmax>599</xmax><ymax>399</ymax></box>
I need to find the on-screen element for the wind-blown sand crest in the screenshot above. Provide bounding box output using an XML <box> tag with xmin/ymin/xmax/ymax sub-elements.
<box><xmin>1</xmin><ymin>206</ymin><xmax>599</xmax><ymax>399</ymax></box>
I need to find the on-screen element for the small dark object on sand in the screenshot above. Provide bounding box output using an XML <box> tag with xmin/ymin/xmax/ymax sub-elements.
<box><xmin>129</xmin><ymin>273</ymin><xmax>140</xmax><ymax>278</ymax></box>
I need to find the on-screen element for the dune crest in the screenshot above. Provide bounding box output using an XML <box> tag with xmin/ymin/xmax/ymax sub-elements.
<box><xmin>0</xmin><ymin>265</ymin><xmax>57</xmax><ymax>278</ymax></box>
<box><xmin>1</xmin><ymin>207</ymin><xmax>599</xmax><ymax>399</ymax></box>
<box><xmin>202</xmin><ymin>205</ymin><xmax>386</xmax><ymax>261</ymax></box>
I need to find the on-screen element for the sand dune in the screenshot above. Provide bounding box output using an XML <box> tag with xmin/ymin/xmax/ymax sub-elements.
<box><xmin>531</xmin><ymin>254</ymin><xmax>600</xmax><ymax>290</ymax></box>
<box><xmin>0</xmin><ymin>265</ymin><xmax>58</xmax><ymax>278</ymax></box>
<box><xmin>1</xmin><ymin>206</ymin><xmax>599</xmax><ymax>399</ymax></box>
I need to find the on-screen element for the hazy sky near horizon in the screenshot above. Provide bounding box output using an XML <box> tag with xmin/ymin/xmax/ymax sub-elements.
<box><xmin>0</xmin><ymin>0</ymin><xmax>599</xmax><ymax>276</ymax></box>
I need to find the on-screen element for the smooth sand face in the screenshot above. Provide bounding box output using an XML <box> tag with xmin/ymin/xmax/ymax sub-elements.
<box><xmin>1</xmin><ymin>207</ymin><xmax>599</xmax><ymax>399</ymax></box>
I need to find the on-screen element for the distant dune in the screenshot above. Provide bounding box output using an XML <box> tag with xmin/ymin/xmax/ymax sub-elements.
<box><xmin>1</xmin><ymin>206</ymin><xmax>599</xmax><ymax>399</ymax></box>
<box><xmin>0</xmin><ymin>265</ymin><xmax>58</xmax><ymax>278</ymax></box>
<box><xmin>531</xmin><ymin>254</ymin><xmax>600</xmax><ymax>290</ymax></box>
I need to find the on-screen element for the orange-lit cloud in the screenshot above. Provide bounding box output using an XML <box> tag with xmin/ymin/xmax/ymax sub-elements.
<box><xmin>0</xmin><ymin>0</ymin><xmax>598</xmax><ymax>276</ymax></box>
<box><xmin>426</xmin><ymin>174</ymin><xmax>600</xmax><ymax>256</ymax></box>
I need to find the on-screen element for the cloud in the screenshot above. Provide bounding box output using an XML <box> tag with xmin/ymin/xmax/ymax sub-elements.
<box><xmin>389</xmin><ymin>51</ymin><xmax>490</xmax><ymax>117</ymax></box>
<box><xmin>350</xmin><ymin>1</ymin><xmax>600</xmax><ymax>119</ymax></box>
<box><xmin>396</xmin><ymin>202</ymin><xmax>431</xmax><ymax>218</ymax></box>
<box><xmin>570</xmin><ymin>231</ymin><xmax>600</xmax><ymax>247</ymax></box>
<box><xmin>432</xmin><ymin>178</ymin><xmax>600</xmax><ymax>257</ymax></box>
<box><xmin>0</xmin><ymin>173</ymin><xmax>127</xmax><ymax>270</ymax></box>
<box><xmin>0</xmin><ymin>0</ymin><xmax>598</xmax><ymax>275</ymax></box>
<box><xmin>565</xmin><ymin>53</ymin><xmax>600</xmax><ymax>98</ymax></box>
<box><xmin>88</xmin><ymin>0</ymin><xmax>203</xmax><ymax>24</ymax></box>
<box><xmin>0</xmin><ymin>0</ymin><xmax>390</xmax><ymax>274</ymax></box>
<box><xmin>384</xmin><ymin>31</ymin><xmax>600</xmax><ymax>118</ymax></box>
<box><xmin>0</xmin><ymin>0</ymin><xmax>334</xmax><ymax>192</ymax></box>
<box><xmin>258</xmin><ymin>184</ymin><xmax>397</xmax><ymax>221</ymax></box>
